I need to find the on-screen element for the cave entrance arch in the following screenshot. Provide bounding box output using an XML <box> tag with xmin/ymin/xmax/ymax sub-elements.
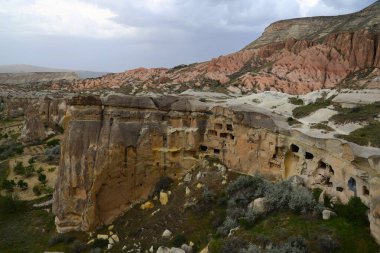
<box><xmin>348</xmin><ymin>177</ymin><xmax>357</xmax><ymax>195</ymax></box>
<box><xmin>284</xmin><ymin>151</ymin><xmax>299</xmax><ymax>178</ymax></box>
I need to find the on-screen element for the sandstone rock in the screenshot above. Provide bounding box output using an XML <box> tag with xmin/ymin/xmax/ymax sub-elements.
<box><xmin>322</xmin><ymin>210</ymin><xmax>336</xmax><ymax>220</ymax></box>
<box><xmin>108</xmin><ymin>225</ymin><xmax>114</xmax><ymax>231</ymax></box>
<box><xmin>196</xmin><ymin>183</ymin><xmax>203</xmax><ymax>189</ymax></box>
<box><xmin>170</xmin><ymin>248</ymin><xmax>185</xmax><ymax>253</ymax></box>
<box><xmin>141</xmin><ymin>201</ymin><xmax>155</xmax><ymax>210</ymax></box>
<box><xmin>107</xmin><ymin>244</ymin><xmax>113</xmax><ymax>250</ymax></box>
<box><xmin>318</xmin><ymin>190</ymin><xmax>326</xmax><ymax>205</ymax></box>
<box><xmin>160</xmin><ymin>192</ymin><xmax>169</xmax><ymax>205</ymax></box>
<box><xmin>248</xmin><ymin>198</ymin><xmax>267</xmax><ymax>214</ymax></box>
<box><xmin>97</xmin><ymin>234</ymin><xmax>108</xmax><ymax>240</ymax></box>
<box><xmin>108</xmin><ymin>237</ymin><xmax>114</xmax><ymax>245</ymax></box>
<box><xmin>111</xmin><ymin>234</ymin><xmax>119</xmax><ymax>243</ymax></box>
<box><xmin>150</xmin><ymin>246</ymin><xmax>154</xmax><ymax>252</ymax></box>
<box><xmin>122</xmin><ymin>245</ymin><xmax>127</xmax><ymax>250</ymax></box>
<box><xmin>162</xmin><ymin>229</ymin><xmax>172</xmax><ymax>238</ymax></box>
<box><xmin>199</xmin><ymin>245</ymin><xmax>208</xmax><ymax>253</ymax></box>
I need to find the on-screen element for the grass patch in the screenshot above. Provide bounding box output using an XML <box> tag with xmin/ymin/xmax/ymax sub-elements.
<box><xmin>287</xmin><ymin>117</ymin><xmax>302</xmax><ymax>126</ymax></box>
<box><xmin>292</xmin><ymin>95</ymin><xmax>334</xmax><ymax>118</ymax></box>
<box><xmin>336</xmin><ymin>121</ymin><xmax>380</xmax><ymax>147</ymax></box>
<box><xmin>310</xmin><ymin>123</ymin><xmax>334</xmax><ymax>132</ymax></box>
<box><xmin>288</xmin><ymin>97</ymin><xmax>304</xmax><ymax>105</ymax></box>
<box><xmin>331</xmin><ymin>102</ymin><xmax>380</xmax><ymax>124</ymax></box>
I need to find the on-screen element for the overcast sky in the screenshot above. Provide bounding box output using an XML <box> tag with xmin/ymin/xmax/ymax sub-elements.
<box><xmin>0</xmin><ymin>0</ymin><xmax>375</xmax><ymax>72</ymax></box>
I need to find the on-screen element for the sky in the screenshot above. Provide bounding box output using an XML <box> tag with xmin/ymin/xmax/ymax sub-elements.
<box><xmin>0</xmin><ymin>0</ymin><xmax>375</xmax><ymax>72</ymax></box>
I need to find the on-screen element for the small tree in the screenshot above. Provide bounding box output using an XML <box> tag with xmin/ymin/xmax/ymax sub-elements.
<box><xmin>25</xmin><ymin>164</ymin><xmax>35</xmax><ymax>177</ymax></box>
<box><xmin>17</xmin><ymin>180</ymin><xmax>28</xmax><ymax>191</ymax></box>
<box><xmin>38</xmin><ymin>173</ymin><xmax>47</xmax><ymax>185</ymax></box>
<box><xmin>13</xmin><ymin>162</ymin><xmax>25</xmax><ymax>175</ymax></box>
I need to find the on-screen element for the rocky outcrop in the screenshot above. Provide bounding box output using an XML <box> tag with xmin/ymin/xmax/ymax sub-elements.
<box><xmin>57</xmin><ymin>2</ymin><xmax>380</xmax><ymax>95</ymax></box>
<box><xmin>51</xmin><ymin>94</ymin><xmax>380</xmax><ymax>244</ymax></box>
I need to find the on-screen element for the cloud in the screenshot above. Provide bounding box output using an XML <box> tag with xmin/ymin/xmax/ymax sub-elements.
<box><xmin>0</xmin><ymin>0</ymin><xmax>375</xmax><ymax>71</ymax></box>
<box><xmin>0</xmin><ymin>0</ymin><xmax>136</xmax><ymax>38</ymax></box>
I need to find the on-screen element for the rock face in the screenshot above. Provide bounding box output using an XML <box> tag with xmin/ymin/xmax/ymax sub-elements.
<box><xmin>51</xmin><ymin>93</ymin><xmax>380</xmax><ymax>244</ymax></box>
<box><xmin>58</xmin><ymin>3</ymin><xmax>380</xmax><ymax>94</ymax></box>
<box><xmin>0</xmin><ymin>72</ymin><xmax>78</xmax><ymax>87</ymax></box>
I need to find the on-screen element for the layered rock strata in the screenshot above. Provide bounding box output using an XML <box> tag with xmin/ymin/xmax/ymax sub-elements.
<box><xmin>51</xmin><ymin>94</ymin><xmax>380</xmax><ymax>243</ymax></box>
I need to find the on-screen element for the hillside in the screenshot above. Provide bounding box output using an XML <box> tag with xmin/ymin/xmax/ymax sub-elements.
<box><xmin>56</xmin><ymin>1</ymin><xmax>380</xmax><ymax>95</ymax></box>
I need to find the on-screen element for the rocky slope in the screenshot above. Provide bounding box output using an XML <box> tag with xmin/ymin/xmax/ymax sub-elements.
<box><xmin>0</xmin><ymin>72</ymin><xmax>79</xmax><ymax>88</ymax></box>
<box><xmin>57</xmin><ymin>1</ymin><xmax>380</xmax><ymax>94</ymax></box>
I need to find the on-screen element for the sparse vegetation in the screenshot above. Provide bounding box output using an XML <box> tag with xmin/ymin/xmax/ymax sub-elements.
<box><xmin>287</xmin><ymin>117</ymin><xmax>301</xmax><ymax>126</ymax></box>
<box><xmin>331</xmin><ymin>102</ymin><xmax>380</xmax><ymax>124</ymax></box>
<box><xmin>336</xmin><ymin>121</ymin><xmax>380</xmax><ymax>147</ymax></box>
<box><xmin>46</xmin><ymin>138</ymin><xmax>60</xmax><ymax>147</ymax></box>
<box><xmin>0</xmin><ymin>141</ymin><xmax>24</xmax><ymax>160</ymax></box>
<box><xmin>289</xmin><ymin>97</ymin><xmax>304</xmax><ymax>105</ymax></box>
<box><xmin>310</xmin><ymin>123</ymin><xmax>334</xmax><ymax>131</ymax></box>
<box><xmin>292</xmin><ymin>95</ymin><xmax>335</xmax><ymax>118</ymax></box>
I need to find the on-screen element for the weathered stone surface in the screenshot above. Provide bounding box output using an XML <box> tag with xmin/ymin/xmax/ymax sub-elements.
<box><xmin>322</xmin><ymin>210</ymin><xmax>336</xmax><ymax>220</ymax></box>
<box><xmin>162</xmin><ymin>229</ymin><xmax>172</xmax><ymax>238</ymax></box>
<box><xmin>248</xmin><ymin>198</ymin><xmax>267</xmax><ymax>214</ymax></box>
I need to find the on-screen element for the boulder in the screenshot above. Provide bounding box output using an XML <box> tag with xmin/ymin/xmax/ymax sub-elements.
<box><xmin>162</xmin><ymin>229</ymin><xmax>172</xmax><ymax>238</ymax></box>
<box><xmin>111</xmin><ymin>234</ymin><xmax>119</xmax><ymax>243</ymax></box>
<box><xmin>141</xmin><ymin>201</ymin><xmax>155</xmax><ymax>210</ymax></box>
<box><xmin>185</xmin><ymin>187</ymin><xmax>191</xmax><ymax>196</ymax></box>
<box><xmin>181</xmin><ymin>244</ymin><xmax>193</xmax><ymax>253</ymax></box>
<box><xmin>160</xmin><ymin>192</ymin><xmax>169</xmax><ymax>205</ymax></box>
<box><xmin>248</xmin><ymin>198</ymin><xmax>267</xmax><ymax>214</ymax></box>
<box><xmin>97</xmin><ymin>234</ymin><xmax>108</xmax><ymax>240</ymax></box>
<box><xmin>322</xmin><ymin>210</ymin><xmax>337</xmax><ymax>220</ymax></box>
<box><xmin>170</xmin><ymin>248</ymin><xmax>185</xmax><ymax>253</ymax></box>
<box><xmin>156</xmin><ymin>247</ymin><xmax>170</xmax><ymax>253</ymax></box>
<box><xmin>183</xmin><ymin>173</ymin><xmax>192</xmax><ymax>182</ymax></box>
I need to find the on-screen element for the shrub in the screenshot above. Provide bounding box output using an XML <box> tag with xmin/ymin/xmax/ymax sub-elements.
<box><xmin>333</xmin><ymin>197</ymin><xmax>369</xmax><ymax>226</ymax></box>
<box><xmin>217</xmin><ymin>216</ymin><xmax>238</xmax><ymax>236</ymax></box>
<box><xmin>153</xmin><ymin>176</ymin><xmax>173</xmax><ymax>195</ymax></box>
<box><xmin>28</xmin><ymin>157</ymin><xmax>35</xmax><ymax>164</ymax></box>
<box><xmin>209</xmin><ymin>238</ymin><xmax>223</xmax><ymax>253</ymax></box>
<box><xmin>292</xmin><ymin>95</ymin><xmax>334</xmax><ymax>118</ymax></box>
<box><xmin>0</xmin><ymin>142</ymin><xmax>24</xmax><ymax>160</ymax></box>
<box><xmin>46</xmin><ymin>139</ymin><xmax>60</xmax><ymax>147</ymax></box>
<box><xmin>171</xmin><ymin>234</ymin><xmax>187</xmax><ymax>247</ymax></box>
<box><xmin>2</xmin><ymin>179</ymin><xmax>16</xmax><ymax>192</ymax></box>
<box><xmin>25</xmin><ymin>164</ymin><xmax>35</xmax><ymax>177</ymax></box>
<box><xmin>13</xmin><ymin>162</ymin><xmax>25</xmax><ymax>175</ymax></box>
<box><xmin>288</xmin><ymin>97</ymin><xmax>304</xmax><ymax>105</ymax></box>
<box><xmin>17</xmin><ymin>180</ymin><xmax>28</xmax><ymax>191</ymax></box>
<box><xmin>48</xmin><ymin>234</ymin><xmax>75</xmax><ymax>247</ymax></box>
<box><xmin>33</xmin><ymin>184</ymin><xmax>42</xmax><ymax>196</ymax></box>
<box><xmin>240</xmin><ymin>244</ymin><xmax>261</xmax><ymax>253</ymax></box>
<box><xmin>268</xmin><ymin>237</ymin><xmax>308</xmax><ymax>253</ymax></box>
<box><xmin>38</xmin><ymin>173</ymin><xmax>47</xmax><ymax>185</ymax></box>
<box><xmin>335</xmin><ymin>121</ymin><xmax>380</xmax><ymax>148</ymax></box>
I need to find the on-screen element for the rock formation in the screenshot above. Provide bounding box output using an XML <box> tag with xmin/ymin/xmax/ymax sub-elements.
<box><xmin>49</xmin><ymin>94</ymin><xmax>380</xmax><ymax>244</ymax></box>
<box><xmin>56</xmin><ymin>2</ymin><xmax>380</xmax><ymax>94</ymax></box>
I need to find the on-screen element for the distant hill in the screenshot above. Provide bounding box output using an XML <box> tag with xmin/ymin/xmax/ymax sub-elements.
<box><xmin>0</xmin><ymin>64</ymin><xmax>109</xmax><ymax>79</ymax></box>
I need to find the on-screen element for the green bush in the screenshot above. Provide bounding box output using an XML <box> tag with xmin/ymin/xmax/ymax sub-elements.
<box><xmin>33</xmin><ymin>184</ymin><xmax>42</xmax><ymax>196</ymax></box>
<box><xmin>333</xmin><ymin>197</ymin><xmax>369</xmax><ymax>226</ymax></box>
<box><xmin>0</xmin><ymin>196</ymin><xmax>27</xmax><ymax>214</ymax></box>
<box><xmin>38</xmin><ymin>173</ymin><xmax>47</xmax><ymax>185</ymax></box>
<box><xmin>331</xmin><ymin>102</ymin><xmax>380</xmax><ymax>124</ymax></box>
<box><xmin>17</xmin><ymin>180</ymin><xmax>28</xmax><ymax>191</ymax></box>
<box><xmin>28</xmin><ymin>157</ymin><xmax>35</xmax><ymax>164</ymax></box>
<box><xmin>46</xmin><ymin>139</ymin><xmax>60</xmax><ymax>147</ymax></box>
<box><xmin>336</xmin><ymin>121</ymin><xmax>380</xmax><ymax>148</ymax></box>
<box><xmin>171</xmin><ymin>234</ymin><xmax>187</xmax><ymax>247</ymax></box>
<box><xmin>292</xmin><ymin>96</ymin><xmax>334</xmax><ymax>118</ymax></box>
<box><xmin>13</xmin><ymin>162</ymin><xmax>25</xmax><ymax>175</ymax></box>
<box><xmin>289</xmin><ymin>97</ymin><xmax>304</xmax><ymax>105</ymax></box>
<box><xmin>25</xmin><ymin>164</ymin><xmax>35</xmax><ymax>177</ymax></box>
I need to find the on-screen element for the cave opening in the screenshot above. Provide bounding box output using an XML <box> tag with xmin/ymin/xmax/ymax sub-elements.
<box><xmin>290</xmin><ymin>144</ymin><xmax>299</xmax><ymax>153</ymax></box>
<box><xmin>110</xmin><ymin>117</ymin><xmax>114</xmax><ymax>126</ymax></box>
<box><xmin>208</xmin><ymin>130</ymin><xmax>217</xmax><ymax>136</ymax></box>
<box><xmin>229</xmin><ymin>134</ymin><xmax>235</xmax><ymax>140</ymax></box>
<box><xmin>305</xmin><ymin>152</ymin><xmax>314</xmax><ymax>160</ymax></box>
<box><xmin>200</xmin><ymin>145</ymin><xmax>208</xmax><ymax>152</ymax></box>
<box><xmin>220</xmin><ymin>133</ymin><xmax>228</xmax><ymax>138</ymax></box>
<box><xmin>227</xmin><ymin>124</ymin><xmax>233</xmax><ymax>131</ymax></box>
<box><xmin>215</xmin><ymin>123</ymin><xmax>223</xmax><ymax>129</ymax></box>
<box><xmin>348</xmin><ymin>177</ymin><xmax>357</xmax><ymax>193</ymax></box>
<box><xmin>336</xmin><ymin>186</ymin><xmax>344</xmax><ymax>192</ymax></box>
<box><xmin>363</xmin><ymin>186</ymin><xmax>370</xmax><ymax>196</ymax></box>
<box><xmin>214</xmin><ymin>148</ymin><xmax>220</xmax><ymax>155</ymax></box>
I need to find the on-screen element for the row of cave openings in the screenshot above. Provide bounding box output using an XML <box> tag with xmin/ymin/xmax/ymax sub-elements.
<box><xmin>207</xmin><ymin>123</ymin><xmax>235</xmax><ymax>140</ymax></box>
<box><xmin>289</xmin><ymin>143</ymin><xmax>370</xmax><ymax>197</ymax></box>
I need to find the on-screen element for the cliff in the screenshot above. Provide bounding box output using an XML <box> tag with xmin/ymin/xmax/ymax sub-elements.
<box><xmin>47</xmin><ymin>93</ymin><xmax>380</xmax><ymax>244</ymax></box>
<box><xmin>55</xmin><ymin>2</ymin><xmax>380</xmax><ymax>94</ymax></box>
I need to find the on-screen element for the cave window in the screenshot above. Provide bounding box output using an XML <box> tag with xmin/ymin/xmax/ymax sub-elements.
<box><xmin>215</xmin><ymin>123</ymin><xmax>223</xmax><ymax>130</ymax></box>
<box><xmin>227</xmin><ymin>124</ymin><xmax>233</xmax><ymax>131</ymax></box>
<box><xmin>348</xmin><ymin>177</ymin><xmax>357</xmax><ymax>193</ymax></box>
<box><xmin>163</xmin><ymin>136</ymin><xmax>167</xmax><ymax>146</ymax></box>
<box><xmin>336</xmin><ymin>187</ymin><xmax>344</xmax><ymax>192</ymax></box>
<box><xmin>214</xmin><ymin>148</ymin><xmax>220</xmax><ymax>155</ymax></box>
<box><xmin>363</xmin><ymin>186</ymin><xmax>370</xmax><ymax>196</ymax></box>
<box><xmin>110</xmin><ymin>117</ymin><xmax>114</xmax><ymax>126</ymax></box>
<box><xmin>229</xmin><ymin>134</ymin><xmax>235</xmax><ymax>140</ymax></box>
<box><xmin>200</xmin><ymin>145</ymin><xmax>208</xmax><ymax>152</ymax></box>
<box><xmin>329</xmin><ymin>167</ymin><xmax>335</xmax><ymax>175</ymax></box>
<box><xmin>220</xmin><ymin>133</ymin><xmax>228</xmax><ymax>138</ymax></box>
<box><xmin>305</xmin><ymin>152</ymin><xmax>314</xmax><ymax>160</ymax></box>
<box><xmin>290</xmin><ymin>144</ymin><xmax>299</xmax><ymax>153</ymax></box>
<box><xmin>318</xmin><ymin>161</ymin><xmax>327</xmax><ymax>169</ymax></box>
<box><xmin>156</xmin><ymin>162</ymin><xmax>160</xmax><ymax>167</ymax></box>
<box><xmin>140</xmin><ymin>183</ymin><xmax>143</xmax><ymax>187</ymax></box>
